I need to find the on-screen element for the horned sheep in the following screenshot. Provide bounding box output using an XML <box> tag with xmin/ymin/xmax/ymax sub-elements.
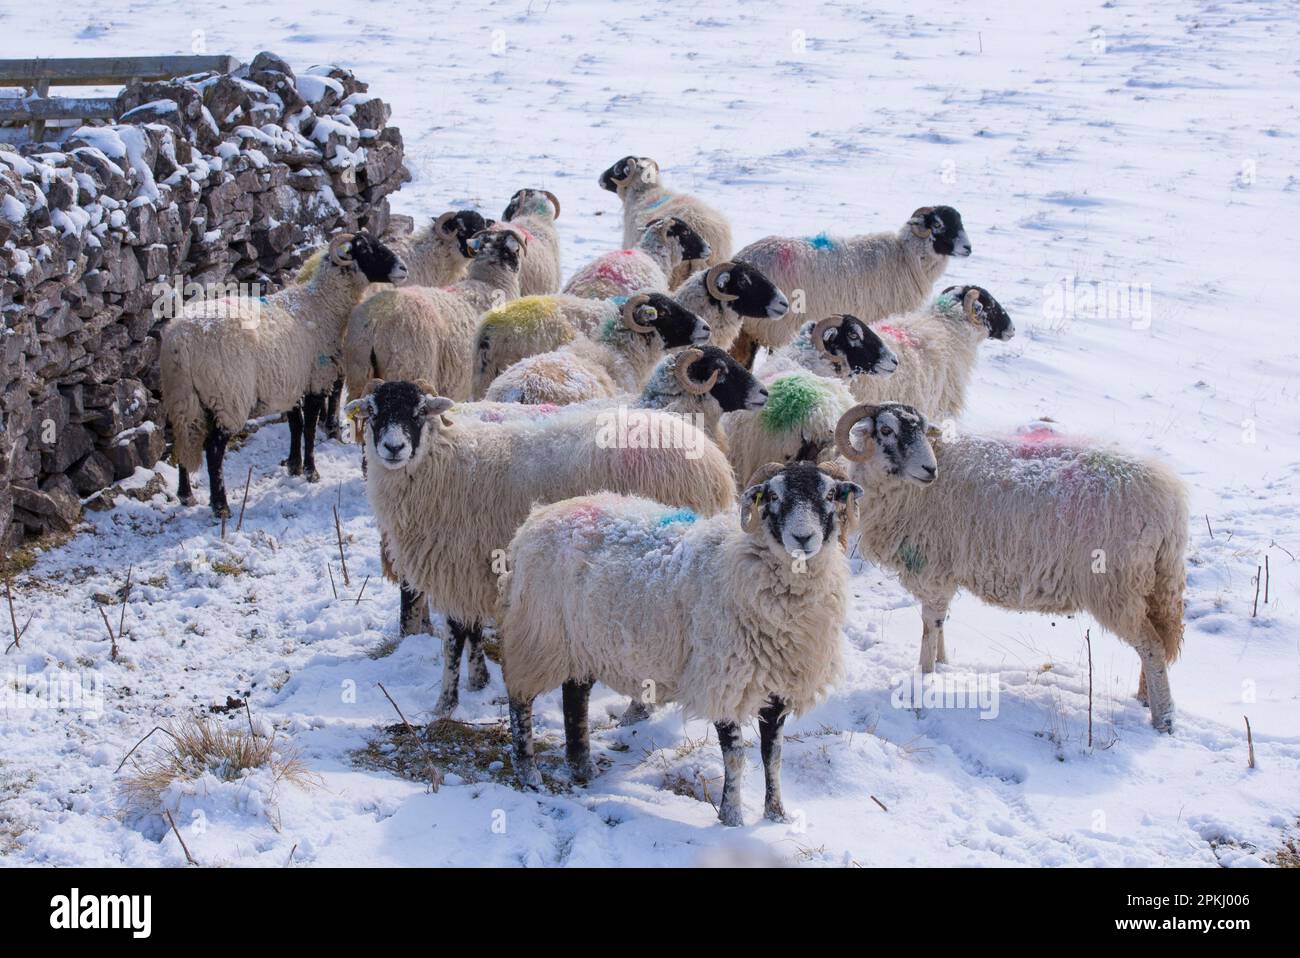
<box><xmin>502</xmin><ymin>188</ymin><xmax>562</xmax><ymax>296</ymax></box>
<box><xmin>599</xmin><ymin>155</ymin><xmax>733</xmax><ymax>287</ymax></box>
<box><xmin>481</xmin><ymin>293</ymin><xmax>710</xmax><ymax>406</ymax></box>
<box><xmin>729</xmin><ymin>205</ymin><xmax>973</xmax><ymax>365</ymax></box>
<box><xmin>562</xmin><ymin>216</ymin><xmax>710</xmax><ymax>300</ymax></box>
<box><xmin>344</xmin><ymin>379</ymin><xmax>740</xmax><ymax>718</ymax></box>
<box><xmin>497</xmin><ymin>461</ymin><xmax>864</xmax><ymax>825</ymax></box>
<box><xmin>834</xmin><ymin>402</ymin><xmax>1188</xmax><ymax>731</ymax></box>
<box><xmin>341</xmin><ymin>228</ymin><xmax>525</xmax><ymax>404</ymax></box>
<box><xmin>160</xmin><ymin>232</ymin><xmax>408</xmax><ymax>517</ymax></box>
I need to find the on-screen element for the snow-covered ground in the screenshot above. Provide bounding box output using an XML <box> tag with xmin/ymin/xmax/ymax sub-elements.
<box><xmin>2</xmin><ymin>0</ymin><xmax>1297</xmax><ymax>867</ymax></box>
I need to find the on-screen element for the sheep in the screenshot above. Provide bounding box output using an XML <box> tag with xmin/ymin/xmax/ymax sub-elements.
<box><xmin>344</xmin><ymin>379</ymin><xmax>739</xmax><ymax>718</ymax></box>
<box><xmin>636</xmin><ymin>346</ymin><xmax>769</xmax><ymax>448</ymax></box>
<box><xmin>161</xmin><ymin>233</ymin><xmax>408</xmax><ymax>517</ymax></box>
<box><xmin>482</xmin><ymin>293</ymin><xmax>710</xmax><ymax>406</ymax></box>
<box><xmin>341</xmin><ymin>228</ymin><xmax>525</xmax><ymax>405</ymax></box>
<box><xmin>850</xmin><ymin>285</ymin><xmax>1013</xmax><ymax>419</ymax></box>
<box><xmin>834</xmin><ymin>402</ymin><xmax>1188</xmax><ymax>731</ymax></box>
<box><xmin>562</xmin><ymin>216</ymin><xmax>710</xmax><ymax>300</ymax></box>
<box><xmin>497</xmin><ymin>460</ymin><xmax>864</xmax><ymax>825</ymax></box>
<box><xmin>502</xmin><ymin>188</ymin><xmax>562</xmax><ymax>295</ymax></box>
<box><xmin>728</xmin><ymin>206</ymin><xmax>973</xmax><ymax>366</ymax></box>
<box><xmin>723</xmin><ymin>313</ymin><xmax>898</xmax><ymax>484</ymax></box>
<box><xmin>294</xmin><ymin>209</ymin><xmax>489</xmax><ymax>441</ymax></box>
<box><xmin>471</xmin><ymin>259</ymin><xmax>789</xmax><ymax>397</ymax></box>
<box><xmin>598</xmin><ymin>155</ymin><xmax>733</xmax><ymax>287</ymax></box>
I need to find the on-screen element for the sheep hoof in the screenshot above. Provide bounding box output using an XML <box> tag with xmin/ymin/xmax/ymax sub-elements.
<box><xmin>763</xmin><ymin>804</ymin><xmax>791</xmax><ymax>824</ymax></box>
<box><xmin>1151</xmin><ymin>712</ymin><xmax>1174</xmax><ymax>734</ymax></box>
<box><xmin>211</xmin><ymin>504</ymin><xmax>231</xmax><ymax>520</ymax></box>
<box><xmin>304</xmin><ymin>467</ymin><xmax>320</xmax><ymax>483</ymax></box>
<box><xmin>433</xmin><ymin>694</ymin><xmax>458</xmax><ymax>720</ymax></box>
<box><xmin>178</xmin><ymin>492</ymin><xmax>197</xmax><ymax>507</ymax></box>
<box><xmin>285</xmin><ymin>460</ymin><xmax>303</xmax><ymax>477</ymax></box>
<box><xmin>516</xmin><ymin>767</ymin><xmax>543</xmax><ymax>792</ymax></box>
<box><xmin>717</xmin><ymin>804</ymin><xmax>744</xmax><ymax>828</ymax></box>
<box><xmin>569</xmin><ymin>759</ymin><xmax>598</xmax><ymax>785</ymax></box>
<box><xmin>467</xmin><ymin>664</ymin><xmax>491</xmax><ymax>692</ymax></box>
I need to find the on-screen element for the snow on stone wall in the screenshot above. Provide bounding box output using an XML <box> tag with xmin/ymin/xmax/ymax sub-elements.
<box><xmin>0</xmin><ymin>52</ymin><xmax>409</xmax><ymax>544</ymax></box>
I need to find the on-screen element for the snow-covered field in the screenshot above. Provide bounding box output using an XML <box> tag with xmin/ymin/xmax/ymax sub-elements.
<box><xmin>2</xmin><ymin>0</ymin><xmax>1297</xmax><ymax>867</ymax></box>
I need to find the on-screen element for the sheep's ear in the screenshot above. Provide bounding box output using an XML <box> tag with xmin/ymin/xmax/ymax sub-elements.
<box><xmin>836</xmin><ymin>481</ymin><xmax>865</xmax><ymax>503</ymax></box>
<box><xmin>344</xmin><ymin>396</ymin><xmax>376</xmax><ymax>421</ymax></box>
<box><xmin>416</xmin><ymin>395</ymin><xmax>454</xmax><ymax>421</ymax></box>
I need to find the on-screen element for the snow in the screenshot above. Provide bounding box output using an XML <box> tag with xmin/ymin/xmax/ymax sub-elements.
<box><xmin>0</xmin><ymin>0</ymin><xmax>1295</xmax><ymax>868</ymax></box>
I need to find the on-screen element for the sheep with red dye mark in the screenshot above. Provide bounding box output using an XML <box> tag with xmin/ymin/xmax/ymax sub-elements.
<box><xmin>598</xmin><ymin>156</ymin><xmax>733</xmax><ymax>288</ymax></box>
<box><xmin>835</xmin><ymin>402</ymin><xmax>1188</xmax><ymax>732</ymax></box>
<box><xmin>563</xmin><ymin>217</ymin><xmax>711</xmax><ymax>299</ymax></box>
<box><xmin>728</xmin><ymin>206</ymin><xmax>973</xmax><ymax>365</ymax></box>
<box><xmin>344</xmin><ymin>379</ymin><xmax>738</xmax><ymax>717</ymax></box>
<box><xmin>497</xmin><ymin>461</ymin><xmax>863</xmax><ymax>825</ymax></box>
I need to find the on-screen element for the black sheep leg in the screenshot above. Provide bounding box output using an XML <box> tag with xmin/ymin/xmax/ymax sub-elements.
<box><xmin>464</xmin><ymin>621</ymin><xmax>490</xmax><ymax>692</ymax></box>
<box><xmin>434</xmin><ymin>621</ymin><xmax>468</xmax><ymax>718</ymax></box>
<box><xmin>177</xmin><ymin>465</ymin><xmax>195</xmax><ymax>505</ymax></box>
<box><xmin>758</xmin><ymin>696</ymin><xmax>791</xmax><ymax>822</ymax></box>
<box><xmin>301</xmin><ymin>392</ymin><xmax>324</xmax><ymax>482</ymax></box>
<box><xmin>562</xmin><ymin>679</ymin><xmax>596</xmax><ymax>783</ymax></box>
<box><xmin>204</xmin><ymin>426</ymin><xmax>232</xmax><ymax>519</ymax></box>
<box><xmin>323</xmin><ymin>377</ymin><xmax>343</xmax><ymax>441</ymax></box>
<box><xmin>285</xmin><ymin>403</ymin><xmax>304</xmax><ymax>476</ymax></box>
<box><xmin>399</xmin><ymin>583</ymin><xmax>433</xmax><ymax>636</ymax></box>
<box><xmin>715</xmin><ymin>720</ymin><xmax>745</xmax><ymax>826</ymax></box>
<box><xmin>509</xmin><ymin>696</ymin><xmax>542</xmax><ymax>791</ymax></box>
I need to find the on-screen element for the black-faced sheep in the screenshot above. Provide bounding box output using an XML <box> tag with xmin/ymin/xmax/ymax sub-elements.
<box><xmin>562</xmin><ymin>216</ymin><xmax>710</xmax><ymax>299</ymax></box>
<box><xmin>502</xmin><ymin>188</ymin><xmax>562</xmax><ymax>295</ymax></box>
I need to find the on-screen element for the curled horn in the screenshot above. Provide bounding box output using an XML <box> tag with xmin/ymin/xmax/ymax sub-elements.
<box><xmin>540</xmin><ymin>190</ymin><xmax>560</xmax><ymax>219</ymax></box>
<box><xmin>816</xmin><ymin>460</ymin><xmax>850</xmax><ymax>481</ymax></box>
<box><xmin>673</xmin><ymin>348</ymin><xmax>718</xmax><ymax>395</ymax></box>
<box><xmin>502</xmin><ymin>225</ymin><xmax>528</xmax><ymax>251</ymax></box>
<box><xmin>434</xmin><ymin>211</ymin><xmax>459</xmax><ymax>234</ymax></box>
<box><xmin>621</xmin><ymin>294</ymin><xmax>657</xmax><ymax>333</ymax></box>
<box><xmin>414</xmin><ymin>378</ymin><xmax>454</xmax><ymax>427</ymax></box>
<box><xmin>705</xmin><ymin>263</ymin><xmax>739</xmax><ymax>303</ymax></box>
<box><xmin>835</xmin><ymin>403</ymin><xmax>881</xmax><ymax>463</ymax></box>
<box><xmin>328</xmin><ymin>232</ymin><xmax>357</xmax><ymax>266</ymax></box>
<box><xmin>908</xmin><ymin>207</ymin><xmax>935</xmax><ymax>239</ymax></box>
<box><xmin>962</xmin><ymin>287</ymin><xmax>982</xmax><ymax>323</ymax></box>
<box><xmin>741</xmin><ymin>461</ymin><xmax>786</xmax><ymax>534</ymax></box>
<box><xmin>811</xmin><ymin>315</ymin><xmax>847</xmax><ymax>357</ymax></box>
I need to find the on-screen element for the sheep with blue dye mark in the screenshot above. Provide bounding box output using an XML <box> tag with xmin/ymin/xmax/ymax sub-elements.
<box><xmin>161</xmin><ymin>233</ymin><xmax>408</xmax><ymax>517</ymax></box>
<box><xmin>723</xmin><ymin>313</ymin><xmax>898</xmax><ymax>485</ymax></box>
<box><xmin>729</xmin><ymin>206</ymin><xmax>973</xmax><ymax>365</ymax></box>
<box><xmin>344</xmin><ymin>379</ymin><xmax>739</xmax><ymax>717</ymax></box>
<box><xmin>834</xmin><ymin>402</ymin><xmax>1188</xmax><ymax>732</ymax></box>
<box><xmin>341</xmin><ymin>228</ymin><xmax>525</xmax><ymax>405</ymax></box>
<box><xmin>563</xmin><ymin>216</ymin><xmax>711</xmax><ymax>299</ymax></box>
<box><xmin>482</xmin><ymin>294</ymin><xmax>710</xmax><ymax>406</ymax></box>
<box><xmin>497</xmin><ymin>461</ymin><xmax>863</xmax><ymax>825</ymax></box>
<box><xmin>502</xmin><ymin>188</ymin><xmax>562</xmax><ymax>295</ymax></box>
<box><xmin>471</xmin><ymin>260</ymin><xmax>790</xmax><ymax>397</ymax></box>
<box><xmin>599</xmin><ymin>156</ymin><xmax>733</xmax><ymax>287</ymax></box>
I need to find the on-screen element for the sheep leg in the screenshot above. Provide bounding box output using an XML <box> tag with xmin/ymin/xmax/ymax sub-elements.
<box><xmin>618</xmin><ymin>698</ymin><xmax>653</xmax><ymax>726</ymax></box>
<box><xmin>1136</xmin><ymin>624</ymin><xmax>1174</xmax><ymax>733</ymax></box>
<box><xmin>562</xmin><ymin>679</ymin><xmax>597</xmax><ymax>784</ymax></box>
<box><xmin>323</xmin><ymin>377</ymin><xmax>343</xmax><ymax>441</ymax></box>
<box><xmin>918</xmin><ymin>594</ymin><xmax>953</xmax><ymax>672</ymax></box>
<box><xmin>204</xmin><ymin>426</ymin><xmax>231</xmax><ymax>519</ymax></box>
<box><xmin>177</xmin><ymin>465</ymin><xmax>195</xmax><ymax>506</ymax></box>
<box><xmin>434</xmin><ymin>626</ymin><xmax>467</xmax><ymax>718</ymax></box>
<box><xmin>300</xmin><ymin>392</ymin><xmax>324</xmax><ymax>483</ymax></box>
<box><xmin>464</xmin><ymin>621</ymin><xmax>491</xmax><ymax>692</ymax></box>
<box><xmin>508</xmin><ymin>696</ymin><xmax>543</xmax><ymax>791</ymax></box>
<box><xmin>399</xmin><ymin>584</ymin><xmax>433</xmax><ymax>636</ymax></box>
<box><xmin>714</xmin><ymin>720</ymin><xmax>745</xmax><ymax>827</ymax></box>
<box><xmin>285</xmin><ymin>403</ymin><xmax>304</xmax><ymax>477</ymax></box>
<box><xmin>1135</xmin><ymin>669</ymin><xmax>1149</xmax><ymax>706</ymax></box>
<box><xmin>758</xmin><ymin>697</ymin><xmax>791</xmax><ymax>823</ymax></box>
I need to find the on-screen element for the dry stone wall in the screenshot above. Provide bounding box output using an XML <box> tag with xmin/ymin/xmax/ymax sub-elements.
<box><xmin>0</xmin><ymin>52</ymin><xmax>409</xmax><ymax>545</ymax></box>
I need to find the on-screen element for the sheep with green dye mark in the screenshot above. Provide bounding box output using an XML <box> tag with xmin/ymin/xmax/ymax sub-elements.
<box><xmin>835</xmin><ymin>402</ymin><xmax>1188</xmax><ymax>732</ymax></box>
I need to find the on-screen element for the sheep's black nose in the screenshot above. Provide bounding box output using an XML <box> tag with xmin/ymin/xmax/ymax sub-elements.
<box><xmin>922</xmin><ymin>465</ymin><xmax>937</xmax><ymax>477</ymax></box>
<box><xmin>793</xmin><ymin>532</ymin><xmax>813</xmax><ymax>548</ymax></box>
<box><xmin>383</xmin><ymin>440</ymin><xmax>404</xmax><ymax>455</ymax></box>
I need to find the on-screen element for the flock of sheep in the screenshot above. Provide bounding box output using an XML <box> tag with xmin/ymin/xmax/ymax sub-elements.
<box><xmin>157</xmin><ymin>156</ymin><xmax>1189</xmax><ymax>827</ymax></box>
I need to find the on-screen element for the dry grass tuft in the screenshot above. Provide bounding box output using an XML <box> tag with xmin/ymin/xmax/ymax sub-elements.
<box><xmin>119</xmin><ymin>716</ymin><xmax>312</xmax><ymax>809</ymax></box>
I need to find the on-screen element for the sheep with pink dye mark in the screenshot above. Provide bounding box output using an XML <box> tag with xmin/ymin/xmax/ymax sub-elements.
<box><xmin>563</xmin><ymin>216</ymin><xmax>711</xmax><ymax>300</ymax></box>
